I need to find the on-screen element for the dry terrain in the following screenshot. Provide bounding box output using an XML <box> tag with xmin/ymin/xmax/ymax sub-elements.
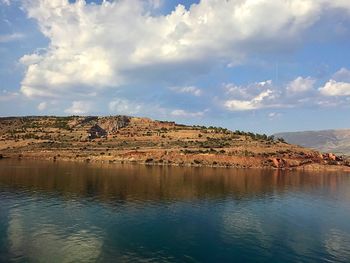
<box><xmin>0</xmin><ymin>116</ymin><xmax>349</xmax><ymax>170</ymax></box>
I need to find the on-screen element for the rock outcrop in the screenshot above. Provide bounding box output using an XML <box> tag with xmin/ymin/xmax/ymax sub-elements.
<box><xmin>88</xmin><ymin>124</ymin><xmax>107</xmax><ymax>139</ymax></box>
<box><xmin>98</xmin><ymin>116</ymin><xmax>130</xmax><ymax>134</ymax></box>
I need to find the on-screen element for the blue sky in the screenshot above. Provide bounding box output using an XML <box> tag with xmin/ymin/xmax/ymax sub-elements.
<box><xmin>1</xmin><ymin>0</ymin><xmax>350</xmax><ymax>134</ymax></box>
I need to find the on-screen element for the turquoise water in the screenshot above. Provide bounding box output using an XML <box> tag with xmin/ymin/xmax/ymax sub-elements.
<box><xmin>0</xmin><ymin>160</ymin><xmax>350</xmax><ymax>262</ymax></box>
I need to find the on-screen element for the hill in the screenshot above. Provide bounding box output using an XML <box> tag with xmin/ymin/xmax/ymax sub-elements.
<box><xmin>0</xmin><ymin>116</ymin><xmax>349</xmax><ymax>170</ymax></box>
<box><xmin>274</xmin><ymin>129</ymin><xmax>350</xmax><ymax>155</ymax></box>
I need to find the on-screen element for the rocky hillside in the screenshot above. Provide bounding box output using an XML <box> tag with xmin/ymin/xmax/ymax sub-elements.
<box><xmin>0</xmin><ymin>116</ymin><xmax>349</xmax><ymax>170</ymax></box>
<box><xmin>275</xmin><ymin>129</ymin><xmax>350</xmax><ymax>155</ymax></box>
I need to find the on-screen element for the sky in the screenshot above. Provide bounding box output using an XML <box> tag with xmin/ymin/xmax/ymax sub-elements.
<box><xmin>0</xmin><ymin>0</ymin><xmax>350</xmax><ymax>134</ymax></box>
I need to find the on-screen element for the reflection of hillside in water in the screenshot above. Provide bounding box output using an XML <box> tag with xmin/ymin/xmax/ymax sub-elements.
<box><xmin>0</xmin><ymin>160</ymin><xmax>349</xmax><ymax>203</ymax></box>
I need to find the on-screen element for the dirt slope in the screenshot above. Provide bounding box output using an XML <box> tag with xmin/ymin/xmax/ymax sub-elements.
<box><xmin>1</xmin><ymin>116</ymin><xmax>349</xmax><ymax>170</ymax></box>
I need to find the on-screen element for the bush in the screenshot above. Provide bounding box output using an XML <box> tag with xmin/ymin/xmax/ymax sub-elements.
<box><xmin>277</xmin><ymin>137</ymin><xmax>286</xmax><ymax>143</ymax></box>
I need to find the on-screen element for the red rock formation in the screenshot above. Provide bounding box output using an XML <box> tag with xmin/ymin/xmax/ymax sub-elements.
<box><xmin>270</xmin><ymin>158</ymin><xmax>287</xmax><ymax>168</ymax></box>
<box><xmin>328</xmin><ymin>153</ymin><xmax>337</xmax><ymax>161</ymax></box>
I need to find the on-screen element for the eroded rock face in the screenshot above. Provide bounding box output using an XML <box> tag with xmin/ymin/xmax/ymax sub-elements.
<box><xmin>88</xmin><ymin>124</ymin><xmax>107</xmax><ymax>139</ymax></box>
<box><xmin>270</xmin><ymin>158</ymin><xmax>287</xmax><ymax>168</ymax></box>
<box><xmin>319</xmin><ymin>153</ymin><xmax>343</xmax><ymax>163</ymax></box>
<box><xmin>68</xmin><ymin>116</ymin><xmax>98</xmax><ymax>128</ymax></box>
<box><xmin>98</xmin><ymin>116</ymin><xmax>131</xmax><ymax>134</ymax></box>
<box><xmin>328</xmin><ymin>153</ymin><xmax>337</xmax><ymax>161</ymax></box>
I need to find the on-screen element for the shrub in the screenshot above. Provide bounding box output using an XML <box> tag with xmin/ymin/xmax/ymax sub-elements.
<box><xmin>277</xmin><ymin>137</ymin><xmax>286</xmax><ymax>143</ymax></box>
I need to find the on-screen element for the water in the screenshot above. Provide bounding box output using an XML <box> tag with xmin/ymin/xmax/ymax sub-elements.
<box><xmin>0</xmin><ymin>160</ymin><xmax>350</xmax><ymax>262</ymax></box>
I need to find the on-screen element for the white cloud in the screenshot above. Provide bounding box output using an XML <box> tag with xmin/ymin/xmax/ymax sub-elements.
<box><xmin>0</xmin><ymin>33</ymin><xmax>24</xmax><ymax>43</ymax></box>
<box><xmin>0</xmin><ymin>90</ymin><xmax>19</xmax><ymax>101</ymax></box>
<box><xmin>20</xmin><ymin>54</ymin><xmax>43</xmax><ymax>66</ymax></box>
<box><xmin>64</xmin><ymin>101</ymin><xmax>91</xmax><ymax>115</ymax></box>
<box><xmin>19</xmin><ymin>0</ymin><xmax>350</xmax><ymax>98</ymax></box>
<box><xmin>317</xmin><ymin>68</ymin><xmax>350</xmax><ymax>99</ymax></box>
<box><xmin>222</xmin><ymin>69</ymin><xmax>350</xmax><ymax>111</ymax></box>
<box><xmin>268</xmin><ymin>112</ymin><xmax>282</xmax><ymax>120</ymax></box>
<box><xmin>287</xmin><ymin>76</ymin><xmax>316</xmax><ymax>93</ymax></box>
<box><xmin>319</xmin><ymin>80</ymin><xmax>350</xmax><ymax>96</ymax></box>
<box><xmin>109</xmin><ymin>98</ymin><xmax>208</xmax><ymax>118</ymax></box>
<box><xmin>170</xmin><ymin>86</ymin><xmax>202</xmax><ymax>96</ymax></box>
<box><xmin>0</xmin><ymin>0</ymin><xmax>10</xmax><ymax>6</ymax></box>
<box><xmin>148</xmin><ymin>0</ymin><xmax>163</xmax><ymax>9</ymax></box>
<box><xmin>332</xmin><ymin>67</ymin><xmax>350</xmax><ymax>82</ymax></box>
<box><xmin>223</xmin><ymin>80</ymin><xmax>280</xmax><ymax>111</ymax></box>
<box><xmin>37</xmin><ymin>102</ymin><xmax>47</xmax><ymax>111</ymax></box>
<box><xmin>108</xmin><ymin>99</ymin><xmax>142</xmax><ymax>115</ymax></box>
<box><xmin>171</xmin><ymin>109</ymin><xmax>207</xmax><ymax>118</ymax></box>
<box><xmin>225</xmin><ymin>89</ymin><xmax>275</xmax><ymax>111</ymax></box>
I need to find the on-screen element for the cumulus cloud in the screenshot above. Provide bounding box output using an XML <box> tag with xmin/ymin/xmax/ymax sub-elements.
<box><xmin>287</xmin><ymin>76</ymin><xmax>316</xmax><ymax>94</ymax></box>
<box><xmin>64</xmin><ymin>101</ymin><xmax>92</xmax><ymax>115</ymax></box>
<box><xmin>332</xmin><ymin>67</ymin><xmax>350</xmax><ymax>82</ymax></box>
<box><xmin>108</xmin><ymin>98</ymin><xmax>172</xmax><ymax>118</ymax></box>
<box><xmin>225</xmin><ymin>89</ymin><xmax>275</xmax><ymax>111</ymax></box>
<box><xmin>109</xmin><ymin>99</ymin><xmax>142</xmax><ymax>115</ymax></box>
<box><xmin>148</xmin><ymin>0</ymin><xmax>163</xmax><ymax>9</ymax></box>
<box><xmin>37</xmin><ymin>101</ymin><xmax>47</xmax><ymax>111</ymax></box>
<box><xmin>0</xmin><ymin>90</ymin><xmax>19</xmax><ymax>101</ymax></box>
<box><xmin>319</xmin><ymin>80</ymin><xmax>350</xmax><ymax>96</ymax></box>
<box><xmin>20</xmin><ymin>54</ymin><xmax>43</xmax><ymax>66</ymax></box>
<box><xmin>318</xmin><ymin>68</ymin><xmax>350</xmax><ymax>97</ymax></box>
<box><xmin>224</xmin><ymin>80</ymin><xmax>280</xmax><ymax>111</ymax></box>
<box><xmin>19</xmin><ymin>0</ymin><xmax>350</xmax><ymax>98</ymax></box>
<box><xmin>0</xmin><ymin>0</ymin><xmax>10</xmax><ymax>6</ymax></box>
<box><xmin>222</xmin><ymin>69</ymin><xmax>350</xmax><ymax>111</ymax></box>
<box><xmin>0</xmin><ymin>33</ymin><xmax>24</xmax><ymax>43</ymax></box>
<box><xmin>268</xmin><ymin>112</ymin><xmax>282</xmax><ymax>120</ymax></box>
<box><xmin>170</xmin><ymin>86</ymin><xmax>202</xmax><ymax>96</ymax></box>
<box><xmin>171</xmin><ymin>109</ymin><xmax>207</xmax><ymax>118</ymax></box>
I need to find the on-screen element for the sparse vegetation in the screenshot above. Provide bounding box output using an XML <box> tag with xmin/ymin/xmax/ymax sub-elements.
<box><xmin>0</xmin><ymin>115</ymin><xmax>347</xmax><ymax>170</ymax></box>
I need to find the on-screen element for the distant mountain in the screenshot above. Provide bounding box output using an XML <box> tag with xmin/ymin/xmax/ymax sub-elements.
<box><xmin>275</xmin><ymin>129</ymin><xmax>350</xmax><ymax>155</ymax></box>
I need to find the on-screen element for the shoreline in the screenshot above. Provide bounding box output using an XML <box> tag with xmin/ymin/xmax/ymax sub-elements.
<box><xmin>1</xmin><ymin>116</ymin><xmax>349</xmax><ymax>173</ymax></box>
<box><xmin>2</xmin><ymin>153</ymin><xmax>350</xmax><ymax>172</ymax></box>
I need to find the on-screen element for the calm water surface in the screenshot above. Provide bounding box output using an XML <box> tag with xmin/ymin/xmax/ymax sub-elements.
<box><xmin>0</xmin><ymin>160</ymin><xmax>350</xmax><ymax>262</ymax></box>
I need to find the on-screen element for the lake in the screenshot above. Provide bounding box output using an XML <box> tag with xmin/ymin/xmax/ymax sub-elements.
<box><xmin>0</xmin><ymin>160</ymin><xmax>350</xmax><ymax>262</ymax></box>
